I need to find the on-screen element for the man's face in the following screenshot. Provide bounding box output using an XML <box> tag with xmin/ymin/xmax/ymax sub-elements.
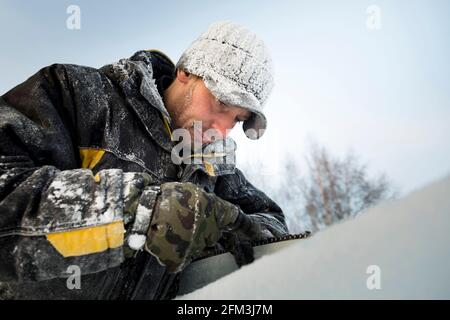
<box><xmin>170</xmin><ymin>73</ymin><xmax>251</xmax><ymax>147</ymax></box>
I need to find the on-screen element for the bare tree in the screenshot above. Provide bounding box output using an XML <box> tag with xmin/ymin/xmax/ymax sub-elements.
<box><xmin>297</xmin><ymin>142</ymin><xmax>396</xmax><ymax>232</ymax></box>
<box><xmin>240</xmin><ymin>141</ymin><xmax>396</xmax><ymax>234</ymax></box>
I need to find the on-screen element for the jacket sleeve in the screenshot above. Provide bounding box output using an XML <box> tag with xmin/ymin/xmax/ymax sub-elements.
<box><xmin>214</xmin><ymin>168</ymin><xmax>289</xmax><ymax>239</ymax></box>
<box><xmin>0</xmin><ymin>65</ymin><xmax>149</xmax><ymax>282</ymax></box>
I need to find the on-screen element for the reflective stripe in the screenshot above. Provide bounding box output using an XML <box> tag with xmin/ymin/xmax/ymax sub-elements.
<box><xmin>203</xmin><ymin>162</ymin><xmax>215</xmax><ymax>176</ymax></box>
<box><xmin>46</xmin><ymin>221</ymin><xmax>125</xmax><ymax>257</ymax></box>
<box><xmin>162</xmin><ymin>116</ymin><xmax>172</xmax><ymax>137</ymax></box>
<box><xmin>79</xmin><ymin>148</ymin><xmax>105</xmax><ymax>169</ymax></box>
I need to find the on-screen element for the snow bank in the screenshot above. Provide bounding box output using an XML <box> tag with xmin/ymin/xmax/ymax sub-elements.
<box><xmin>178</xmin><ymin>175</ymin><xmax>450</xmax><ymax>299</ymax></box>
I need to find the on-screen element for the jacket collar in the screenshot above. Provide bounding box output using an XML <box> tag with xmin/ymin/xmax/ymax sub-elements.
<box><xmin>100</xmin><ymin>50</ymin><xmax>176</xmax><ymax>153</ymax></box>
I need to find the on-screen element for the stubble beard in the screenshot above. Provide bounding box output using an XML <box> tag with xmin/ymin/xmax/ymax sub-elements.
<box><xmin>173</xmin><ymin>82</ymin><xmax>204</xmax><ymax>152</ymax></box>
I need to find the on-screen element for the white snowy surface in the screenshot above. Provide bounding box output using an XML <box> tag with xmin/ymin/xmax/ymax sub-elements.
<box><xmin>178</xmin><ymin>175</ymin><xmax>450</xmax><ymax>299</ymax></box>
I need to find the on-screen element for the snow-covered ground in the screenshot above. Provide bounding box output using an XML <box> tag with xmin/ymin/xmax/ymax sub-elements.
<box><xmin>178</xmin><ymin>175</ymin><xmax>450</xmax><ymax>299</ymax></box>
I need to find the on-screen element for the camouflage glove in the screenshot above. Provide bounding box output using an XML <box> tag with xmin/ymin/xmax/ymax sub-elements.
<box><xmin>121</xmin><ymin>172</ymin><xmax>160</xmax><ymax>256</ymax></box>
<box><xmin>219</xmin><ymin>213</ymin><xmax>289</xmax><ymax>267</ymax></box>
<box><xmin>122</xmin><ymin>172</ymin><xmax>154</xmax><ymax>222</ymax></box>
<box><xmin>144</xmin><ymin>182</ymin><xmax>240</xmax><ymax>273</ymax></box>
<box><xmin>218</xmin><ymin>231</ymin><xmax>255</xmax><ymax>267</ymax></box>
<box><xmin>227</xmin><ymin>212</ymin><xmax>288</xmax><ymax>241</ymax></box>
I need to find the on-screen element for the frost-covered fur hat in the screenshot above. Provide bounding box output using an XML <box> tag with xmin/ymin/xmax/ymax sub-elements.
<box><xmin>176</xmin><ymin>21</ymin><xmax>274</xmax><ymax>139</ymax></box>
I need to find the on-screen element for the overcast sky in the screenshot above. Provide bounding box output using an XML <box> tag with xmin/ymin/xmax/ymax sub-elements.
<box><xmin>1</xmin><ymin>0</ymin><xmax>449</xmax><ymax>195</ymax></box>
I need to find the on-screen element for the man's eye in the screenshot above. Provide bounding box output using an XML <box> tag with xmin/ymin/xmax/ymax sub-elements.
<box><xmin>216</xmin><ymin>99</ymin><xmax>226</xmax><ymax>107</ymax></box>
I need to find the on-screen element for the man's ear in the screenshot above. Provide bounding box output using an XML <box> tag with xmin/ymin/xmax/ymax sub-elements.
<box><xmin>176</xmin><ymin>69</ymin><xmax>191</xmax><ymax>84</ymax></box>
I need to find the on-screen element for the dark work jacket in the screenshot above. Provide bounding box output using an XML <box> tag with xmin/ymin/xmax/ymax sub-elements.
<box><xmin>0</xmin><ymin>50</ymin><xmax>288</xmax><ymax>299</ymax></box>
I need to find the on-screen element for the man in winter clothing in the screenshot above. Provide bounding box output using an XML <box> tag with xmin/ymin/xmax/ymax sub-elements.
<box><xmin>0</xmin><ymin>21</ymin><xmax>288</xmax><ymax>299</ymax></box>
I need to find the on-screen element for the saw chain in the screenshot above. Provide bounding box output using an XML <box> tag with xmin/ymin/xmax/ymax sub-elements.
<box><xmin>195</xmin><ymin>231</ymin><xmax>312</xmax><ymax>261</ymax></box>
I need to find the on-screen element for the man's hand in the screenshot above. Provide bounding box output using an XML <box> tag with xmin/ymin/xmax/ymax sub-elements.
<box><xmin>144</xmin><ymin>182</ymin><xmax>241</xmax><ymax>273</ymax></box>
<box><xmin>226</xmin><ymin>213</ymin><xmax>288</xmax><ymax>240</ymax></box>
<box><xmin>122</xmin><ymin>172</ymin><xmax>154</xmax><ymax>220</ymax></box>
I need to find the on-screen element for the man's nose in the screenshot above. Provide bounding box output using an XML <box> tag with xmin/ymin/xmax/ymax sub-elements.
<box><xmin>206</xmin><ymin>125</ymin><xmax>226</xmax><ymax>142</ymax></box>
<box><xmin>210</xmin><ymin>118</ymin><xmax>235</xmax><ymax>139</ymax></box>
